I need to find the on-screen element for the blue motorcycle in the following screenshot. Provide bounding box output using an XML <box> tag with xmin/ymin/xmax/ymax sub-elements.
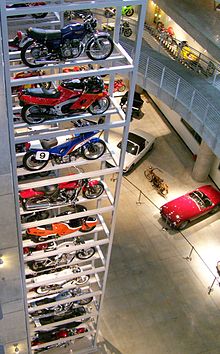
<box><xmin>20</xmin><ymin>16</ymin><xmax>114</xmax><ymax>68</ymax></box>
<box><xmin>23</xmin><ymin>130</ymin><xmax>106</xmax><ymax>171</ymax></box>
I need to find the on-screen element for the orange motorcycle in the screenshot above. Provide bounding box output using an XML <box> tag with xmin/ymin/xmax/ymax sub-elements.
<box><xmin>26</xmin><ymin>208</ymin><xmax>98</xmax><ymax>242</ymax></box>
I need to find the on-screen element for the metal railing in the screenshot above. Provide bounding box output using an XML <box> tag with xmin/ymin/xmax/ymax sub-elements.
<box><xmin>121</xmin><ymin>40</ymin><xmax>220</xmax><ymax>157</ymax></box>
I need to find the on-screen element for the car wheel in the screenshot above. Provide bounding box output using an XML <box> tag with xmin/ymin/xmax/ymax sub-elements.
<box><xmin>178</xmin><ymin>220</ymin><xmax>189</xmax><ymax>230</ymax></box>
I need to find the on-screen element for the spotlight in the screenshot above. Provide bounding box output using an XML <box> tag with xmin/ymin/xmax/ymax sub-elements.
<box><xmin>13</xmin><ymin>344</ymin><xmax>19</xmax><ymax>353</ymax></box>
<box><xmin>0</xmin><ymin>256</ymin><xmax>3</xmax><ymax>266</ymax></box>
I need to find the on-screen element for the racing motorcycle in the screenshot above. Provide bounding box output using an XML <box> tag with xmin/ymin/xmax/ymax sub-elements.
<box><xmin>26</xmin><ymin>215</ymin><xmax>98</xmax><ymax>242</ymax></box>
<box><xmin>27</xmin><ymin>247</ymin><xmax>95</xmax><ymax>272</ymax></box>
<box><xmin>22</xmin><ymin>131</ymin><xmax>107</xmax><ymax>171</ymax></box>
<box><xmin>20</xmin><ymin>16</ymin><xmax>114</xmax><ymax>68</ymax></box>
<box><xmin>7</xmin><ymin>2</ymin><xmax>48</xmax><ymax>18</ymax></box>
<box><xmin>19</xmin><ymin>176</ymin><xmax>104</xmax><ymax>210</ymax></box>
<box><xmin>19</xmin><ymin>76</ymin><xmax>110</xmax><ymax>124</ymax></box>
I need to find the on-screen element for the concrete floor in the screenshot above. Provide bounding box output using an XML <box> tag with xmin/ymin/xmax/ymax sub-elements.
<box><xmin>97</xmin><ymin>93</ymin><xmax>220</xmax><ymax>354</ymax></box>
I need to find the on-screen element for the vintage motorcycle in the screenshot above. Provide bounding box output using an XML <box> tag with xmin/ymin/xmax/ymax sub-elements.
<box><xmin>12</xmin><ymin>70</ymin><xmax>51</xmax><ymax>94</ymax></box>
<box><xmin>22</xmin><ymin>131</ymin><xmax>107</xmax><ymax>171</ymax></box>
<box><xmin>20</xmin><ymin>16</ymin><xmax>114</xmax><ymax>68</ymax></box>
<box><xmin>34</xmin><ymin>265</ymin><xmax>90</xmax><ymax>294</ymax></box>
<box><xmin>104</xmin><ymin>6</ymin><xmax>134</xmax><ymax>18</ymax></box>
<box><xmin>32</xmin><ymin>306</ymin><xmax>86</xmax><ymax>326</ymax></box>
<box><xmin>19</xmin><ymin>76</ymin><xmax>110</xmax><ymax>124</ymax></box>
<box><xmin>20</xmin><ymin>176</ymin><xmax>104</xmax><ymax>210</ymax></box>
<box><xmin>27</xmin><ymin>246</ymin><xmax>95</xmax><ymax>272</ymax></box>
<box><xmin>7</xmin><ymin>2</ymin><xmax>48</xmax><ymax>18</ymax></box>
<box><xmin>144</xmin><ymin>166</ymin><xmax>168</xmax><ymax>196</ymax></box>
<box><xmin>102</xmin><ymin>21</ymin><xmax>132</xmax><ymax>38</ymax></box>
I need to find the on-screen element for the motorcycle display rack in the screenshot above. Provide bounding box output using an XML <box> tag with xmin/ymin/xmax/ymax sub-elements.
<box><xmin>0</xmin><ymin>0</ymin><xmax>147</xmax><ymax>353</ymax></box>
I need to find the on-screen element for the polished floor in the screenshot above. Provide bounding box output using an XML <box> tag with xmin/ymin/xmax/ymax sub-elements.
<box><xmin>97</xmin><ymin>94</ymin><xmax>220</xmax><ymax>354</ymax></box>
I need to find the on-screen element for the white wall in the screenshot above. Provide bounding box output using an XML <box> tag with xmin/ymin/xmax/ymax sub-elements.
<box><xmin>149</xmin><ymin>93</ymin><xmax>220</xmax><ymax>187</ymax></box>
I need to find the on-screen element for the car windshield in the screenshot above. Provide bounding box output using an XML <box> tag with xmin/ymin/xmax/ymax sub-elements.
<box><xmin>189</xmin><ymin>191</ymin><xmax>212</xmax><ymax>209</ymax></box>
<box><xmin>117</xmin><ymin>140</ymin><xmax>138</xmax><ymax>155</ymax></box>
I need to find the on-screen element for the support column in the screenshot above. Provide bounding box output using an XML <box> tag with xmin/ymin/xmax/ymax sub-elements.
<box><xmin>192</xmin><ymin>140</ymin><xmax>215</xmax><ymax>182</ymax></box>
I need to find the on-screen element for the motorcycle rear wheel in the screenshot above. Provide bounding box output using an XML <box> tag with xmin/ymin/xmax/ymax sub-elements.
<box><xmin>21</xmin><ymin>105</ymin><xmax>46</xmax><ymax>124</ymax></box>
<box><xmin>82</xmin><ymin>141</ymin><xmax>106</xmax><ymax>160</ymax></box>
<box><xmin>88</xmin><ymin>96</ymin><xmax>110</xmax><ymax>115</ymax></box>
<box><xmin>23</xmin><ymin>151</ymin><xmax>49</xmax><ymax>171</ymax></box>
<box><xmin>76</xmin><ymin>247</ymin><xmax>95</xmax><ymax>260</ymax></box>
<box><xmin>21</xmin><ymin>41</ymin><xmax>46</xmax><ymax>68</ymax></box>
<box><xmin>82</xmin><ymin>182</ymin><xmax>104</xmax><ymax>199</ymax></box>
<box><xmin>75</xmin><ymin>275</ymin><xmax>90</xmax><ymax>285</ymax></box>
<box><xmin>125</xmin><ymin>8</ymin><xmax>134</xmax><ymax>16</ymax></box>
<box><xmin>87</xmin><ymin>36</ymin><xmax>114</xmax><ymax>61</ymax></box>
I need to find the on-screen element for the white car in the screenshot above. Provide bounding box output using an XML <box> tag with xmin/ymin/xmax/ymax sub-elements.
<box><xmin>109</xmin><ymin>129</ymin><xmax>155</xmax><ymax>173</ymax></box>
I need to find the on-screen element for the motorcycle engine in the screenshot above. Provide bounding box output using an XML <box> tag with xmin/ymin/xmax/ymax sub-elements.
<box><xmin>61</xmin><ymin>40</ymin><xmax>82</xmax><ymax>58</ymax></box>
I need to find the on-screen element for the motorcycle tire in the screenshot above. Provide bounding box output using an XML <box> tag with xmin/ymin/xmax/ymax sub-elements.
<box><xmin>88</xmin><ymin>96</ymin><xmax>110</xmax><ymax>115</ymax></box>
<box><xmin>123</xmin><ymin>28</ymin><xmax>132</xmax><ymax>37</ymax></box>
<box><xmin>125</xmin><ymin>8</ymin><xmax>134</xmax><ymax>16</ymax></box>
<box><xmin>23</xmin><ymin>151</ymin><xmax>49</xmax><ymax>171</ymax></box>
<box><xmin>75</xmin><ymin>275</ymin><xmax>90</xmax><ymax>285</ymax></box>
<box><xmin>82</xmin><ymin>181</ymin><xmax>104</xmax><ymax>199</ymax></box>
<box><xmin>36</xmin><ymin>286</ymin><xmax>52</xmax><ymax>295</ymax></box>
<box><xmin>86</xmin><ymin>36</ymin><xmax>114</xmax><ymax>61</ymax></box>
<box><xmin>78</xmin><ymin>296</ymin><xmax>93</xmax><ymax>305</ymax></box>
<box><xmin>21</xmin><ymin>105</ymin><xmax>46</xmax><ymax>125</ymax></box>
<box><xmin>82</xmin><ymin>140</ymin><xmax>106</xmax><ymax>160</ymax></box>
<box><xmin>76</xmin><ymin>247</ymin><xmax>95</xmax><ymax>260</ymax></box>
<box><xmin>32</xmin><ymin>13</ymin><xmax>48</xmax><ymax>19</ymax></box>
<box><xmin>21</xmin><ymin>40</ymin><xmax>46</xmax><ymax>68</ymax></box>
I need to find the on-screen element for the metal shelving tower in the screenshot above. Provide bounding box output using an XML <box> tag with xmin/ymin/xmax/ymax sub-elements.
<box><xmin>0</xmin><ymin>0</ymin><xmax>146</xmax><ymax>353</ymax></box>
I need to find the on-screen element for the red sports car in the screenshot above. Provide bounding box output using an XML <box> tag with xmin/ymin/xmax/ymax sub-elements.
<box><xmin>160</xmin><ymin>185</ymin><xmax>220</xmax><ymax>230</ymax></box>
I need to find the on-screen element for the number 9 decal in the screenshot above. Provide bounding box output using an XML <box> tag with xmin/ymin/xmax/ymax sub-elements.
<box><xmin>36</xmin><ymin>151</ymin><xmax>50</xmax><ymax>161</ymax></box>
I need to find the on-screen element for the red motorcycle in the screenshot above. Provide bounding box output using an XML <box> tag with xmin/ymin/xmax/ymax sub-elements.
<box><xmin>19</xmin><ymin>76</ymin><xmax>110</xmax><ymax>124</ymax></box>
<box><xmin>12</xmin><ymin>70</ymin><xmax>51</xmax><ymax>94</ymax></box>
<box><xmin>104</xmin><ymin>79</ymin><xmax>126</xmax><ymax>93</ymax></box>
<box><xmin>19</xmin><ymin>177</ymin><xmax>105</xmax><ymax>211</ymax></box>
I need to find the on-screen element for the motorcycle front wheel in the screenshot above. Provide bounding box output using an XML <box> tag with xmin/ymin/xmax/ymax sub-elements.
<box><xmin>125</xmin><ymin>8</ymin><xmax>134</xmax><ymax>16</ymax></box>
<box><xmin>88</xmin><ymin>96</ymin><xmax>110</xmax><ymax>115</ymax></box>
<box><xmin>87</xmin><ymin>36</ymin><xmax>114</xmax><ymax>60</ymax></box>
<box><xmin>21</xmin><ymin>41</ymin><xmax>47</xmax><ymax>68</ymax></box>
<box><xmin>83</xmin><ymin>182</ymin><xmax>104</xmax><ymax>199</ymax></box>
<box><xmin>77</xmin><ymin>247</ymin><xmax>95</xmax><ymax>260</ymax></box>
<box><xmin>75</xmin><ymin>275</ymin><xmax>90</xmax><ymax>285</ymax></box>
<box><xmin>123</xmin><ymin>28</ymin><xmax>132</xmax><ymax>37</ymax></box>
<box><xmin>82</xmin><ymin>141</ymin><xmax>106</xmax><ymax>160</ymax></box>
<box><xmin>23</xmin><ymin>151</ymin><xmax>49</xmax><ymax>171</ymax></box>
<box><xmin>21</xmin><ymin>105</ymin><xmax>46</xmax><ymax>124</ymax></box>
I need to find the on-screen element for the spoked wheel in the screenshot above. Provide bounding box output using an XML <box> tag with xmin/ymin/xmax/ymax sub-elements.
<box><xmin>21</xmin><ymin>105</ymin><xmax>47</xmax><ymax>124</ymax></box>
<box><xmin>76</xmin><ymin>247</ymin><xmax>95</xmax><ymax>260</ymax></box>
<box><xmin>75</xmin><ymin>275</ymin><xmax>90</xmax><ymax>285</ymax></box>
<box><xmin>21</xmin><ymin>41</ymin><xmax>48</xmax><ymax>68</ymax></box>
<box><xmin>123</xmin><ymin>28</ymin><xmax>132</xmax><ymax>37</ymax></box>
<box><xmin>83</xmin><ymin>182</ymin><xmax>104</xmax><ymax>199</ymax></box>
<box><xmin>82</xmin><ymin>141</ymin><xmax>106</xmax><ymax>160</ymax></box>
<box><xmin>144</xmin><ymin>170</ymin><xmax>152</xmax><ymax>181</ymax></box>
<box><xmin>88</xmin><ymin>96</ymin><xmax>110</xmax><ymax>115</ymax></box>
<box><xmin>87</xmin><ymin>36</ymin><xmax>114</xmax><ymax>60</ymax></box>
<box><xmin>23</xmin><ymin>151</ymin><xmax>49</xmax><ymax>171</ymax></box>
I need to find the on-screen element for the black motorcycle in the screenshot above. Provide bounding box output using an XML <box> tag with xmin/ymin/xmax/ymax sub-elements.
<box><xmin>20</xmin><ymin>16</ymin><xmax>114</xmax><ymax>68</ymax></box>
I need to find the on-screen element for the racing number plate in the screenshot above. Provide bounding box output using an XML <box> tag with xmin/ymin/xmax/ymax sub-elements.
<box><xmin>36</xmin><ymin>151</ymin><xmax>50</xmax><ymax>161</ymax></box>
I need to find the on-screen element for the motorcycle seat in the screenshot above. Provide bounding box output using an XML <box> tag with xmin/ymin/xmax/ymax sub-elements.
<box><xmin>25</xmin><ymin>88</ymin><xmax>61</xmax><ymax>99</ymax></box>
<box><xmin>35</xmin><ymin>184</ymin><xmax>58</xmax><ymax>196</ymax></box>
<box><xmin>27</xmin><ymin>27</ymin><xmax>61</xmax><ymax>40</ymax></box>
<box><xmin>41</xmin><ymin>138</ymin><xmax>58</xmax><ymax>149</ymax></box>
<box><xmin>61</xmin><ymin>79</ymin><xmax>85</xmax><ymax>91</ymax></box>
